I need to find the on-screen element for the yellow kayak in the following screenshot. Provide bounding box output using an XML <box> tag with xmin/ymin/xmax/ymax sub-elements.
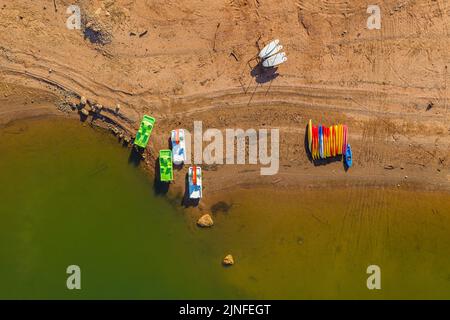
<box><xmin>334</xmin><ymin>125</ymin><xmax>338</xmax><ymax>156</ymax></box>
<box><xmin>330</xmin><ymin>126</ymin><xmax>334</xmax><ymax>157</ymax></box>
<box><xmin>337</xmin><ymin>124</ymin><xmax>342</xmax><ymax>155</ymax></box>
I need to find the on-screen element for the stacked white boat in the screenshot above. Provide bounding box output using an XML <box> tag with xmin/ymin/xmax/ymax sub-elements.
<box><xmin>259</xmin><ymin>39</ymin><xmax>287</xmax><ymax>68</ymax></box>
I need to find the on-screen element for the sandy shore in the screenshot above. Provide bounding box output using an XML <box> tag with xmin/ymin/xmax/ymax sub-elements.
<box><xmin>0</xmin><ymin>0</ymin><xmax>449</xmax><ymax>206</ymax></box>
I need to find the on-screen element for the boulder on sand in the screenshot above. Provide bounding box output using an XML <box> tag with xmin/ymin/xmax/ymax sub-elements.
<box><xmin>197</xmin><ymin>214</ymin><xmax>214</xmax><ymax>227</ymax></box>
<box><xmin>84</xmin><ymin>104</ymin><xmax>92</xmax><ymax>112</ymax></box>
<box><xmin>93</xmin><ymin>103</ymin><xmax>103</xmax><ymax>113</ymax></box>
<box><xmin>222</xmin><ymin>254</ymin><xmax>234</xmax><ymax>266</ymax></box>
<box><xmin>80</xmin><ymin>108</ymin><xmax>89</xmax><ymax>116</ymax></box>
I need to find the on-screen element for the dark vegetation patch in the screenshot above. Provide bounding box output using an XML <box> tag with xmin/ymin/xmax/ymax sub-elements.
<box><xmin>211</xmin><ymin>201</ymin><xmax>233</xmax><ymax>214</ymax></box>
<box><xmin>81</xmin><ymin>14</ymin><xmax>112</xmax><ymax>45</ymax></box>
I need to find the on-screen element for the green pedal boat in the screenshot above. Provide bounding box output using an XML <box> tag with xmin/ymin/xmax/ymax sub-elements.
<box><xmin>134</xmin><ymin>115</ymin><xmax>155</xmax><ymax>148</ymax></box>
<box><xmin>159</xmin><ymin>150</ymin><xmax>174</xmax><ymax>182</ymax></box>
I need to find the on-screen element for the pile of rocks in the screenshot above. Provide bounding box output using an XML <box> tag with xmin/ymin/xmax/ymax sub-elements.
<box><xmin>77</xmin><ymin>96</ymin><xmax>106</xmax><ymax>116</ymax></box>
<box><xmin>78</xmin><ymin>96</ymin><xmax>122</xmax><ymax>118</ymax></box>
<box><xmin>56</xmin><ymin>101</ymin><xmax>73</xmax><ymax>113</ymax></box>
<box><xmin>78</xmin><ymin>96</ymin><xmax>89</xmax><ymax>116</ymax></box>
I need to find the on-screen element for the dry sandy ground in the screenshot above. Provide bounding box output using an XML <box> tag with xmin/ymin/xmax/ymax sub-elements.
<box><xmin>0</xmin><ymin>0</ymin><xmax>449</xmax><ymax>204</ymax></box>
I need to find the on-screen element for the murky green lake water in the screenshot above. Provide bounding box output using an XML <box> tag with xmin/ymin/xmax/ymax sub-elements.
<box><xmin>0</xmin><ymin>117</ymin><xmax>449</xmax><ymax>299</ymax></box>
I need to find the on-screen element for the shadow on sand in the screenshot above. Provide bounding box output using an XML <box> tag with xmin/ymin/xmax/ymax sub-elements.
<box><xmin>250</xmin><ymin>64</ymin><xmax>279</xmax><ymax>84</ymax></box>
<box><xmin>78</xmin><ymin>112</ymin><xmax>88</xmax><ymax>122</ymax></box>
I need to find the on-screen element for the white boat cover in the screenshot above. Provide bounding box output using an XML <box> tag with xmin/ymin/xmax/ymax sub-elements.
<box><xmin>188</xmin><ymin>166</ymin><xmax>202</xmax><ymax>199</ymax></box>
<box><xmin>171</xmin><ymin>129</ymin><xmax>186</xmax><ymax>165</ymax></box>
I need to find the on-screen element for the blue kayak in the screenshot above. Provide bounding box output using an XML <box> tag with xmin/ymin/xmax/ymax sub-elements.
<box><xmin>319</xmin><ymin>125</ymin><xmax>324</xmax><ymax>159</ymax></box>
<box><xmin>344</xmin><ymin>143</ymin><xmax>352</xmax><ymax>168</ymax></box>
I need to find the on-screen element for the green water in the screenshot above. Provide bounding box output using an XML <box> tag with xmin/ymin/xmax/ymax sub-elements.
<box><xmin>0</xmin><ymin>117</ymin><xmax>450</xmax><ymax>299</ymax></box>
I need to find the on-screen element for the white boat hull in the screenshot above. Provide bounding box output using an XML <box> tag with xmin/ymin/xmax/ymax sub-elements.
<box><xmin>262</xmin><ymin>52</ymin><xmax>287</xmax><ymax>68</ymax></box>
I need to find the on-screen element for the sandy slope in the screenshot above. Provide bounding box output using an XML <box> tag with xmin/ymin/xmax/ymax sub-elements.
<box><xmin>0</xmin><ymin>0</ymin><xmax>449</xmax><ymax>202</ymax></box>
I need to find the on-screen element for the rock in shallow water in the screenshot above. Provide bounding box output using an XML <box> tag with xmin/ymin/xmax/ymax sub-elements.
<box><xmin>223</xmin><ymin>254</ymin><xmax>234</xmax><ymax>266</ymax></box>
<box><xmin>197</xmin><ymin>214</ymin><xmax>214</xmax><ymax>227</ymax></box>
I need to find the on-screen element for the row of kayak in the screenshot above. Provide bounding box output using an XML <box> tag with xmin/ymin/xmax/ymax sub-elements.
<box><xmin>307</xmin><ymin>119</ymin><xmax>352</xmax><ymax>168</ymax></box>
